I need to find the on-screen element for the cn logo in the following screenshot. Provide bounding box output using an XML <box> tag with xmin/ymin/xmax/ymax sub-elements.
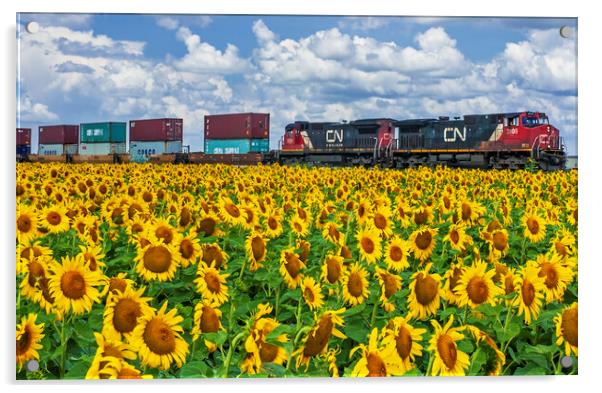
<box><xmin>326</xmin><ymin>129</ymin><xmax>344</xmax><ymax>143</ymax></box>
<box><xmin>444</xmin><ymin>127</ymin><xmax>466</xmax><ymax>142</ymax></box>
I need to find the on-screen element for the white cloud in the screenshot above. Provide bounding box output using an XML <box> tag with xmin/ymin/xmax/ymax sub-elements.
<box><xmin>338</xmin><ymin>17</ymin><xmax>391</xmax><ymax>31</ymax></box>
<box><xmin>19</xmin><ymin>14</ymin><xmax>93</xmax><ymax>29</ymax></box>
<box><xmin>18</xmin><ymin>96</ymin><xmax>58</xmax><ymax>121</ymax></box>
<box><xmin>157</xmin><ymin>16</ymin><xmax>179</xmax><ymax>30</ymax></box>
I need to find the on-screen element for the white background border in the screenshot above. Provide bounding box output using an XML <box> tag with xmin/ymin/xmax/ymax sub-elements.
<box><xmin>3</xmin><ymin>1</ymin><xmax>600</xmax><ymax>392</ymax></box>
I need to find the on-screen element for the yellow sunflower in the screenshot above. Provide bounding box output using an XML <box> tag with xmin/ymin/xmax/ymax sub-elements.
<box><xmin>487</xmin><ymin>229</ymin><xmax>510</xmax><ymax>259</ymax></box>
<box><xmin>134</xmin><ymin>237</ymin><xmax>180</xmax><ymax>282</ymax></box>
<box><xmin>301</xmin><ymin>276</ymin><xmax>325</xmax><ymax>310</ymax></box>
<box><xmin>355</xmin><ymin>199</ymin><xmax>372</xmax><ymax>226</ymax></box>
<box><xmin>370</xmin><ymin>206</ymin><xmax>393</xmax><ymax>238</ymax></box>
<box><xmin>102</xmin><ymin>286</ymin><xmax>153</xmax><ymax>342</ymax></box>
<box><xmin>408</xmin><ymin>227</ymin><xmax>438</xmax><ymax>262</ymax></box>
<box><xmin>219</xmin><ymin>196</ymin><xmax>246</xmax><ymax>227</ymax></box>
<box><xmin>242</xmin><ymin>308</ymin><xmax>289</xmax><ymax>374</ymax></box>
<box><xmin>342</xmin><ymin>262</ymin><xmax>370</xmax><ymax>306</ymax></box>
<box><xmin>194</xmin><ymin>262</ymin><xmax>230</xmax><ymax>306</ymax></box>
<box><xmin>384</xmin><ymin>237</ymin><xmax>410</xmax><ymax>272</ymax></box>
<box><xmin>381</xmin><ymin>316</ymin><xmax>426</xmax><ymax>374</ymax></box>
<box><xmin>322</xmin><ymin>222</ymin><xmax>344</xmax><ymax>245</ymax></box>
<box><xmin>407</xmin><ymin>263</ymin><xmax>442</xmax><ymax>320</ymax></box>
<box><xmin>428</xmin><ymin>316</ymin><xmax>470</xmax><ymax>376</ymax></box>
<box><xmin>535</xmin><ymin>253</ymin><xmax>574</xmax><ymax>303</ymax></box>
<box><xmin>264</xmin><ymin>210</ymin><xmax>284</xmax><ymax>238</ymax></box>
<box><xmin>16</xmin><ymin>204</ymin><xmax>39</xmax><ymax>244</ymax></box>
<box><xmin>350</xmin><ymin>328</ymin><xmax>404</xmax><ymax>377</ymax></box>
<box><xmin>523</xmin><ymin>213</ymin><xmax>547</xmax><ymax>243</ymax></box>
<box><xmin>554</xmin><ymin>302</ymin><xmax>578</xmax><ymax>357</ymax></box>
<box><xmin>456</xmin><ymin>199</ymin><xmax>485</xmax><ymax>226</ymax></box>
<box><xmin>79</xmin><ymin>243</ymin><xmax>106</xmax><ymax>275</ymax></box>
<box><xmin>465</xmin><ymin>325</ymin><xmax>506</xmax><ymax>376</ymax></box>
<box><xmin>16</xmin><ymin>313</ymin><xmax>45</xmax><ymax>367</ymax></box>
<box><xmin>356</xmin><ymin>228</ymin><xmax>382</xmax><ymax>264</ymax></box>
<box><xmin>375</xmin><ymin>267</ymin><xmax>402</xmax><ymax>312</ymax></box>
<box><xmin>130</xmin><ymin>301</ymin><xmax>189</xmax><ymax>370</ymax></box>
<box><xmin>443</xmin><ymin>224</ymin><xmax>472</xmax><ymax>252</ymax></box>
<box><xmin>201</xmin><ymin>243</ymin><xmax>229</xmax><ymax>269</ymax></box>
<box><xmin>86</xmin><ymin>332</ymin><xmax>137</xmax><ymax>379</ymax></box>
<box><xmin>94</xmin><ymin>359</ymin><xmax>152</xmax><ymax>379</ymax></box>
<box><xmin>48</xmin><ymin>254</ymin><xmax>104</xmax><ymax>315</ymax></box>
<box><xmin>321</xmin><ymin>254</ymin><xmax>346</xmax><ymax>285</ymax></box>
<box><xmin>290</xmin><ymin>215</ymin><xmax>310</xmax><ymax>238</ymax></box>
<box><xmin>455</xmin><ymin>260</ymin><xmax>504</xmax><ymax>309</ymax></box>
<box><xmin>177</xmin><ymin>230</ymin><xmax>202</xmax><ymax>268</ymax></box>
<box><xmin>245</xmin><ymin>232</ymin><xmax>268</xmax><ymax>272</ymax></box>
<box><xmin>513</xmin><ymin>261</ymin><xmax>546</xmax><ymax>325</ymax></box>
<box><xmin>39</xmin><ymin>204</ymin><xmax>70</xmax><ymax>234</ymax></box>
<box><xmin>294</xmin><ymin>308</ymin><xmax>347</xmax><ymax>370</ymax></box>
<box><xmin>442</xmin><ymin>261</ymin><xmax>465</xmax><ymax>305</ymax></box>
<box><xmin>191</xmin><ymin>299</ymin><xmax>223</xmax><ymax>352</ymax></box>
<box><xmin>279</xmin><ymin>248</ymin><xmax>306</xmax><ymax>289</ymax></box>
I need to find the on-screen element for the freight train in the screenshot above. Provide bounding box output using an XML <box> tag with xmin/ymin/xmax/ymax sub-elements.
<box><xmin>16</xmin><ymin>110</ymin><xmax>568</xmax><ymax>170</ymax></box>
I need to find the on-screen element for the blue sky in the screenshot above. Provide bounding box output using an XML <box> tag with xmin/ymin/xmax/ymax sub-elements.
<box><xmin>16</xmin><ymin>13</ymin><xmax>577</xmax><ymax>154</ymax></box>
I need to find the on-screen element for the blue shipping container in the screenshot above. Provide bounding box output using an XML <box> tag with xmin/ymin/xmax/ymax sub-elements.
<box><xmin>204</xmin><ymin>139</ymin><xmax>269</xmax><ymax>154</ymax></box>
<box><xmin>130</xmin><ymin>141</ymin><xmax>182</xmax><ymax>162</ymax></box>
<box><xmin>17</xmin><ymin>145</ymin><xmax>31</xmax><ymax>156</ymax></box>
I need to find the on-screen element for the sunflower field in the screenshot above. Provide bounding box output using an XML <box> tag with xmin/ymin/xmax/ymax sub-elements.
<box><xmin>16</xmin><ymin>163</ymin><xmax>578</xmax><ymax>379</ymax></box>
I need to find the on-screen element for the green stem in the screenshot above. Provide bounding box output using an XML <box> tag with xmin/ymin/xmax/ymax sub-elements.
<box><xmin>426</xmin><ymin>353</ymin><xmax>434</xmax><ymax>376</ymax></box>
<box><xmin>189</xmin><ymin>339</ymin><xmax>197</xmax><ymax>363</ymax></box>
<box><xmin>501</xmin><ymin>306</ymin><xmax>515</xmax><ymax>353</ymax></box>
<box><xmin>287</xmin><ymin>326</ymin><xmax>312</xmax><ymax>372</ymax></box>
<box><xmin>222</xmin><ymin>332</ymin><xmax>246</xmax><ymax>378</ymax></box>
<box><xmin>295</xmin><ymin>296</ymin><xmax>303</xmax><ymax>330</ymax></box>
<box><xmin>59</xmin><ymin>318</ymin><xmax>66</xmax><ymax>379</ymax></box>
<box><xmin>369</xmin><ymin>300</ymin><xmax>379</xmax><ymax>327</ymax></box>
<box><xmin>275</xmin><ymin>284</ymin><xmax>282</xmax><ymax>318</ymax></box>
<box><xmin>238</xmin><ymin>259</ymin><xmax>247</xmax><ymax>280</ymax></box>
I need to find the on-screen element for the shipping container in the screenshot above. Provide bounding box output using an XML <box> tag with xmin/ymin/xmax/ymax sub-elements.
<box><xmin>16</xmin><ymin>145</ymin><xmax>31</xmax><ymax>156</ymax></box>
<box><xmin>39</xmin><ymin>125</ymin><xmax>79</xmax><ymax>144</ymax></box>
<box><xmin>204</xmin><ymin>138</ymin><xmax>270</xmax><ymax>154</ymax></box>
<box><xmin>39</xmin><ymin>144</ymin><xmax>65</xmax><ymax>156</ymax></box>
<box><xmin>130</xmin><ymin>141</ymin><xmax>183</xmax><ymax>162</ymax></box>
<box><xmin>80</xmin><ymin>122</ymin><xmax>127</xmax><ymax>143</ymax></box>
<box><xmin>129</xmin><ymin>118</ymin><xmax>183</xmax><ymax>142</ymax></box>
<box><xmin>79</xmin><ymin>142</ymin><xmax>127</xmax><ymax>155</ymax></box>
<box><xmin>204</xmin><ymin>113</ymin><xmax>270</xmax><ymax>140</ymax></box>
<box><xmin>16</xmin><ymin>128</ymin><xmax>32</xmax><ymax>146</ymax></box>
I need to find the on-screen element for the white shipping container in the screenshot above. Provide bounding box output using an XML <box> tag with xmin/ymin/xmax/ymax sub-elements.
<box><xmin>130</xmin><ymin>141</ymin><xmax>182</xmax><ymax>162</ymax></box>
<box><xmin>79</xmin><ymin>142</ymin><xmax>127</xmax><ymax>155</ymax></box>
<box><xmin>38</xmin><ymin>144</ymin><xmax>64</xmax><ymax>156</ymax></box>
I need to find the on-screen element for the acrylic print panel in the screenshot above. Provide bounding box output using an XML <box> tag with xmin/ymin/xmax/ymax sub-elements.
<box><xmin>15</xmin><ymin>13</ymin><xmax>578</xmax><ymax>379</ymax></box>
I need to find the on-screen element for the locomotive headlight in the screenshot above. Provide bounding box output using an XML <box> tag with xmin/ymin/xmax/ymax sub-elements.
<box><xmin>547</xmin><ymin>126</ymin><xmax>551</xmax><ymax>133</ymax></box>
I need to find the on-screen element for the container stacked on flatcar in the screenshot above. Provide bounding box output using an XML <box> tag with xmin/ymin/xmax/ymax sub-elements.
<box><xmin>78</xmin><ymin>122</ymin><xmax>127</xmax><ymax>155</ymax></box>
<box><xmin>16</xmin><ymin>128</ymin><xmax>31</xmax><ymax>158</ymax></box>
<box><xmin>38</xmin><ymin>125</ymin><xmax>78</xmax><ymax>155</ymax></box>
<box><xmin>204</xmin><ymin>113</ymin><xmax>270</xmax><ymax>154</ymax></box>
<box><xmin>129</xmin><ymin>118</ymin><xmax>183</xmax><ymax>163</ymax></box>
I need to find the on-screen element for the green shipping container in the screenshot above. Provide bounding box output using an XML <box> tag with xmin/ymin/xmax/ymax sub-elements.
<box><xmin>80</xmin><ymin>122</ymin><xmax>127</xmax><ymax>143</ymax></box>
<box><xmin>204</xmin><ymin>139</ymin><xmax>269</xmax><ymax>154</ymax></box>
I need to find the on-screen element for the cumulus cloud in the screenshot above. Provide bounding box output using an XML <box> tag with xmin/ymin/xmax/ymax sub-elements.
<box><xmin>18</xmin><ymin>96</ymin><xmax>58</xmax><ymax>121</ymax></box>
<box><xmin>156</xmin><ymin>16</ymin><xmax>179</xmax><ymax>30</ymax></box>
<box><xmin>338</xmin><ymin>17</ymin><xmax>392</xmax><ymax>31</ymax></box>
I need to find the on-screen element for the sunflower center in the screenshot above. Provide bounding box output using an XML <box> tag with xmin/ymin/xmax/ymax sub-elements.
<box><xmin>16</xmin><ymin>327</ymin><xmax>32</xmax><ymax>354</ymax></box>
<box><xmin>326</xmin><ymin>258</ymin><xmax>342</xmax><ymax>284</ymax></box>
<box><xmin>284</xmin><ymin>252</ymin><xmax>301</xmax><ymax>278</ymax></box>
<box><xmin>415</xmin><ymin>273</ymin><xmax>438</xmax><ymax>305</ymax></box>
<box><xmin>450</xmin><ymin>229</ymin><xmax>460</xmax><ymax>244</ymax></box>
<box><xmin>360</xmin><ymin>237</ymin><xmax>375</xmax><ymax>254</ymax></box>
<box><xmin>155</xmin><ymin>226</ymin><xmax>174</xmax><ymax>244</ymax></box>
<box><xmin>268</xmin><ymin>217</ymin><xmax>278</xmax><ymax>230</ymax></box>
<box><xmin>415</xmin><ymin>231</ymin><xmax>432</xmax><ymax>250</ymax></box>
<box><xmin>395</xmin><ymin>326</ymin><xmax>412</xmax><ymax>360</ymax></box>
<box><xmin>461</xmin><ymin>203</ymin><xmax>472</xmax><ymax>220</ymax></box>
<box><xmin>487</xmin><ymin>220</ymin><xmax>502</xmax><ymax>232</ymax></box>
<box><xmin>204</xmin><ymin>272</ymin><xmax>222</xmax><ymax>293</ymax></box>
<box><xmin>504</xmin><ymin>275</ymin><xmax>515</xmax><ymax>295</ymax></box>
<box><xmin>555</xmin><ymin>241</ymin><xmax>568</xmax><ymax>257</ymax></box>
<box><xmin>180</xmin><ymin>208</ymin><xmax>192</xmax><ymax>227</ymax></box>
<box><xmin>328</xmin><ymin>225</ymin><xmax>340</xmax><ymax>242</ymax></box>
<box><xmin>521</xmin><ymin>279</ymin><xmax>536</xmax><ymax>306</ymax></box>
<box><xmin>251</xmin><ymin>236</ymin><xmax>266</xmax><ymax>261</ymax></box>
<box><xmin>128</xmin><ymin>204</ymin><xmax>142</xmax><ymax>219</ymax></box>
<box><xmin>17</xmin><ymin>214</ymin><xmax>32</xmax><ymax>232</ymax></box>
<box><xmin>358</xmin><ymin>205</ymin><xmax>365</xmax><ymax>218</ymax></box>
<box><xmin>118</xmin><ymin>367</ymin><xmax>141</xmax><ymax>379</ymax></box>
<box><xmin>443</xmin><ymin>196</ymin><xmax>451</xmax><ymax>209</ymax></box>
<box><xmin>414</xmin><ymin>211</ymin><xmax>428</xmax><ymax>225</ymax></box>
<box><xmin>389</xmin><ymin>245</ymin><xmax>403</xmax><ymax>262</ymax></box>
<box><xmin>366</xmin><ymin>353</ymin><xmax>387</xmax><ymax>377</ymax></box>
<box><xmin>143</xmin><ymin>246</ymin><xmax>172</xmax><ymax>273</ymax></box>
<box><xmin>142</xmin><ymin>192</ymin><xmax>153</xmax><ymax>202</ymax></box>
<box><xmin>493</xmin><ymin>232</ymin><xmax>508</xmax><ymax>251</ymax></box>
<box><xmin>374</xmin><ymin>214</ymin><xmax>387</xmax><ymax>229</ymax></box>
<box><xmin>46</xmin><ymin>211</ymin><xmax>62</xmax><ymax>226</ymax></box>
<box><xmin>382</xmin><ymin>273</ymin><xmax>399</xmax><ymax>298</ymax></box>
<box><xmin>143</xmin><ymin>318</ymin><xmax>176</xmax><ymax>355</ymax></box>
<box><xmin>180</xmin><ymin>239</ymin><xmax>194</xmax><ymax>259</ymax></box>
<box><xmin>527</xmin><ymin>218</ymin><xmax>540</xmax><ymax>234</ymax></box>
<box><xmin>198</xmin><ymin>217</ymin><xmax>216</xmax><ymax>237</ymax></box>
<box><xmin>303</xmin><ymin>317</ymin><xmax>333</xmax><ymax>357</ymax></box>
<box><xmin>538</xmin><ymin>262</ymin><xmax>559</xmax><ymax>289</ymax></box>
<box><xmin>109</xmin><ymin>277</ymin><xmax>128</xmax><ymax>293</ymax></box>
<box><xmin>60</xmin><ymin>271</ymin><xmax>86</xmax><ymax>299</ymax></box>
<box><xmin>467</xmin><ymin>276</ymin><xmax>489</xmax><ymax>304</ymax></box>
<box><xmin>113</xmin><ymin>298</ymin><xmax>142</xmax><ymax>333</ymax></box>
<box><xmin>224</xmin><ymin>203</ymin><xmax>240</xmax><ymax>218</ymax></box>
<box><xmin>102</xmin><ymin>344</ymin><xmax>124</xmax><ymax>359</ymax></box>
<box><xmin>259</xmin><ymin>341</ymin><xmax>280</xmax><ymax>363</ymax></box>
<box><xmin>304</xmin><ymin>286</ymin><xmax>316</xmax><ymax>302</ymax></box>
<box><xmin>340</xmin><ymin>245</ymin><xmax>353</xmax><ymax>259</ymax></box>
<box><xmin>299</xmin><ymin>242</ymin><xmax>310</xmax><ymax>263</ymax></box>
<box><xmin>348</xmin><ymin>272</ymin><xmax>364</xmax><ymax>297</ymax></box>
<box><xmin>437</xmin><ymin>334</ymin><xmax>458</xmax><ymax>370</ymax></box>
<box><xmin>200</xmin><ymin>306</ymin><xmax>220</xmax><ymax>333</ymax></box>
<box><xmin>202</xmin><ymin>245</ymin><xmax>224</xmax><ymax>269</ymax></box>
<box><xmin>449</xmin><ymin>268</ymin><xmax>463</xmax><ymax>292</ymax></box>
<box><xmin>27</xmin><ymin>260</ymin><xmax>46</xmax><ymax>287</ymax></box>
<box><xmin>561</xmin><ymin>307</ymin><xmax>578</xmax><ymax>347</ymax></box>
<box><xmin>111</xmin><ymin>208</ymin><xmax>124</xmax><ymax>225</ymax></box>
